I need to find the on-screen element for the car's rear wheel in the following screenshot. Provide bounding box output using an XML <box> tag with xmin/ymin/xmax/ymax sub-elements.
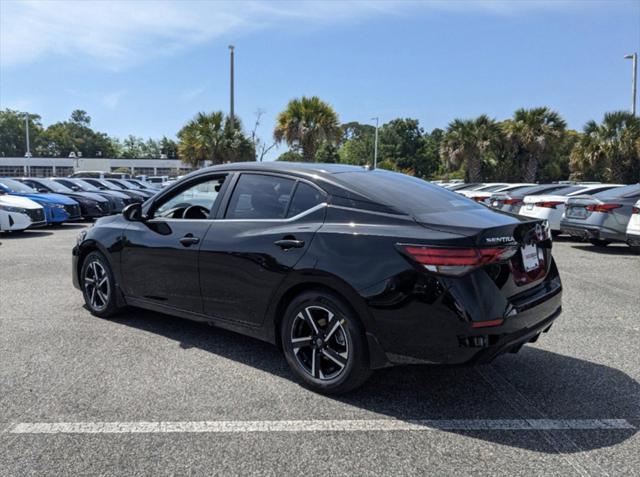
<box><xmin>281</xmin><ymin>290</ymin><xmax>371</xmax><ymax>394</ymax></box>
<box><xmin>589</xmin><ymin>239</ymin><xmax>611</xmax><ymax>247</ymax></box>
<box><xmin>81</xmin><ymin>251</ymin><xmax>122</xmax><ymax>318</ymax></box>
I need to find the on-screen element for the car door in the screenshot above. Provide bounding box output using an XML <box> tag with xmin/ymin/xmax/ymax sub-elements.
<box><xmin>120</xmin><ymin>174</ymin><xmax>228</xmax><ymax>313</ymax></box>
<box><xmin>199</xmin><ymin>173</ymin><xmax>327</xmax><ymax>326</ymax></box>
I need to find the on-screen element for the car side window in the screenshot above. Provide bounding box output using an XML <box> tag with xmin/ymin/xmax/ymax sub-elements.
<box><xmin>226</xmin><ymin>174</ymin><xmax>295</xmax><ymax>220</ymax></box>
<box><xmin>154</xmin><ymin>176</ymin><xmax>225</xmax><ymax>220</ymax></box>
<box><xmin>287</xmin><ymin>182</ymin><xmax>326</xmax><ymax>218</ymax></box>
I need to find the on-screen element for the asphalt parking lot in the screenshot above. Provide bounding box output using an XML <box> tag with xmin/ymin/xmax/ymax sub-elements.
<box><xmin>1</xmin><ymin>224</ymin><xmax>638</xmax><ymax>476</ymax></box>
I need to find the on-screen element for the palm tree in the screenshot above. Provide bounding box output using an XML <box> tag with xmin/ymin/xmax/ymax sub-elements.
<box><xmin>177</xmin><ymin>112</ymin><xmax>254</xmax><ymax>167</ymax></box>
<box><xmin>440</xmin><ymin>115</ymin><xmax>502</xmax><ymax>182</ymax></box>
<box><xmin>504</xmin><ymin>107</ymin><xmax>566</xmax><ymax>182</ymax></box>
<box><xmin>274</xmin><ymin>96</ymin><xmax>340</xmax><ymax>162</ymax></box>
<box><xmin>570</xmin><ymin>112</ymin><xmax>640</xmax><ymax>183</ymax></box>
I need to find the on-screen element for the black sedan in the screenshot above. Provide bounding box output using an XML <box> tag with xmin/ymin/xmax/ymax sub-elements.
<box><xmin>72</xmin><ymin>163</ymin><xmax>562</xmax><ymax>394</ymax></box>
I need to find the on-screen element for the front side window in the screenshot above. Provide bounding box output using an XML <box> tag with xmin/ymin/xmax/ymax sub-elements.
<box><xmin>154</xmin><ymin>176</ymin><xmax>225</xmax><ymax>219</ymax></box>
<box><xmin>226</xmin><ymin>174</ymin><xmax>295</xmax><ymax>220</ymax></box>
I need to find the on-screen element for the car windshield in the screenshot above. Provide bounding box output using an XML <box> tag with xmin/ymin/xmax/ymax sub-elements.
<box><xmin>478</xmin><ymin>184</ymin><xmax>508</xmax><ymax>192</ymax></box>
<box><xmin>106</xmin><ymin>179</ymin><xmax>128</xmax><ymax>189</ymax></box>
<box><xmin>595</xmin><ymin>183</ymin><xmax>640</xmax><ymax>199</ymax></box>
<box><xmin>70</xmin><ymin>179</ymin><xmax>100</xmax><ymax>191</ymax></box>
<box><xmin>0</xmin><ymin>178</ymin><xmax>37</xmax><ymax>193</ymax></box>
<box><xmin>41</xmin><ymin>179</ymin><xmax>73</xmax><ymax>193</ymax></box>
<box><xmin>337</xmin><ymin>170</ymin><xmax>482</xmax><ymax>217</ymax></box>
<box><xmin>89</xmin><ymin>179</ymin><xmax>119</xmax><ymax>190</ymax></box>
<box><xmin>126</xmin><ymin>180</ymin><xmax>144</xmax><ymax>188</ymax></box>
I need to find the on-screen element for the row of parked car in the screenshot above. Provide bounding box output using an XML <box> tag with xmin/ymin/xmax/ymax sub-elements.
<box><xmin>436</xmin><ymin>181</ymin><xmax>640</xmax><ymax>252</ymax></box>
<box><xmin>0</xmin><ymin>176</ymin><xmax>161</xmax><ymax>232</ymax></box>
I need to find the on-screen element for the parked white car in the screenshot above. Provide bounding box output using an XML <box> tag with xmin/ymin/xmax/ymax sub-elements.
<box><xmin>0</xmin><ymin>194</ymin><xmax>46</xmax><ymax>232</ymax></box>
<box><xmin>462</xmin><ymin>183</ymin><xmax>534</xmax><ymax>204</ymax></box>
<box><xmin>519</xmin><ymin>184</ymin><xmax>623</xmax><ymax>233</ymax></box>
<box><xmin>626</xmin><ymin>199</ymin><xmax>640</xmax><ymax>252</ymax></box>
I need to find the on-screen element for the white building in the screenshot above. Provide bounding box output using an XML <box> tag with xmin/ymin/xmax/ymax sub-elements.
<box><xmin>0</xmin><ymin>157</ymin><xmax>196</xmax><ymax>177</ymax></box>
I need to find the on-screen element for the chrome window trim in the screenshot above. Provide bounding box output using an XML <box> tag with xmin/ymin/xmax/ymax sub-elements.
<box><xmin>147</xmin><ymin>202</ymin><xmax>328</xmax><ymax>224</ymax></box>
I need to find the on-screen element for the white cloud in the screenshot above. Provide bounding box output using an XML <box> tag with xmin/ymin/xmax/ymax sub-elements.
<box><xmin>102</xmin><ymin>90</ymin><xmax>126</xmax><ymax>109</ymax></box>
<box><xmin>0</xmin><ymin>0</ymin><xmax>584</xmax><ymax>70</ymax></box>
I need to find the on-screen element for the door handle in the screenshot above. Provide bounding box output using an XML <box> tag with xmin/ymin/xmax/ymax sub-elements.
<box><xmin>179</xmin><ymin>234</ymin><xmax>200</xmax><ymax>247</ymax></box>
<box><xmin>274</xmin><ymin>238</ymin><xmax>305</xmax><ymax>250</ymax></box>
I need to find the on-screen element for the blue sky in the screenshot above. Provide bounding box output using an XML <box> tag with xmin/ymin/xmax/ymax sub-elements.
<box><xmin>1</xmin><ymin>0</ymin><xmax>638</xmax><ymax>160</ymax></box>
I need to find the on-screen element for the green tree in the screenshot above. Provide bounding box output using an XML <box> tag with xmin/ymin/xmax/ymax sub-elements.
<box><xmin>441</xmin><ymin>115</ymin><xmax>502</xmax><ymax>182</ymax></box>
<box><xmin>41</xmin><ymin>110</ymin><xmax>118</xmax><ymax>158</ymax></box>
<box><xmin>276</xmin><ymin>150</ymin><xmax>304</xmax><ymax>162</ymax></box>
<box><xmin>339</xmin><ymin>121</ymin><xmax>376</xmax><ymax>165</ymax></box>
<box><xmin>0</xmin><ymin>109</ymin><xmax>45</xmax><ymax>157</ymax></box>
<box><xmin>315</xmin><ymin>142</ymin><xmax>340</xmax><ymax>163</ymax></box>
<box><xmin>503</xmin><ymin>107</ymin><xmax>567</xmax><ymax>182</ymax></box>
<box><xmin>570</xmin><ymin>111</ymin><xmax>640</xmax><ymax>183</ymax></box>
<box><xmin>177</xmin><ymin>112</ymin><xmax>255</xmax><ymax>167</ymax></box>
<box><xmin>274</xmin><ymin>96</ymin><xmax>340</xmax><ymax>162</ymax></box>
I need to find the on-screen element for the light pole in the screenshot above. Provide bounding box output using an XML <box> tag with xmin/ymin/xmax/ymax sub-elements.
<box><xmin>624</xmin><ymin>53</ymin><xmax>637</xmax><ymax>116</ymax></box>
<box><xmin>371</xmin><ymin>117</ymin><xmax>379</xmax><ymax>169</ymax></box>
<box><xmin>25</xmin><ymin>113</ymin><xmax>32</xmax><ymax>176</ymax></box>
<box><xmin>229</xmin><ymin>45</ymin><xmax>235</xmax><ymax>130</ymax></box>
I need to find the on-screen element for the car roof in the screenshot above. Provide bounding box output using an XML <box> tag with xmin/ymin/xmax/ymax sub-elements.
<box><xmin>199</xmin><ymin>161</ymin><xmax>369</xmax><ymax>177</ymax></box>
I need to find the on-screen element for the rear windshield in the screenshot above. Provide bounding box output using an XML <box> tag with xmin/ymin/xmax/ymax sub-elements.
<box><xmin>336</xmin><ymin>170</ymin><xmax>482</xmax><ymax>215</ymax></box>
<box><xmin>513</xmin><ymin>184</ymin><xmax>567</xmax><ymax>196</ymax></box>
<box><xmin>595</xmin><ymin>183</ymin><xmax>640</xmax><ymax>199</ymax></box>
<box><xmin>547</xmin><ymin>186</ymin><xmax>583</xmax><ymax>195</ymax></box>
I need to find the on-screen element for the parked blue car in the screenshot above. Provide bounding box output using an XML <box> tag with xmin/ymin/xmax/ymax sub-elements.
<box><xmin>0</xmin><ymin>177</ymin><xmax>82</xmax><ymax>224</ymax></box>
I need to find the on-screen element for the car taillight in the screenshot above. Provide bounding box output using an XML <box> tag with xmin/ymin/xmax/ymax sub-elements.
<box><xmin>400</xmin><ymin>245</ymin><xmax>517</xmax><ymax>276</ymax></box>
<box><xmin>585</xmin><ymin>203</ymin><xmax>622</xmax><ymax>213</ymax></box>
<box><xmin>535</xmin><ymin>201</ymin><xmax>563</xmax><ymax>209</ymax></box>
<box><xmin>503</xmin><ymin>198</ymin><xmax>523</xmax><ymax>205</ymax></box>
<box><xmin>631</xmin><ymin>206</ymin><xmax>639</xmax><ymax>214</ymax></box>
<box><xmin>473</xmin><ymin>196</ymin><xmax>490</xmax><ymax>202</ymax></box>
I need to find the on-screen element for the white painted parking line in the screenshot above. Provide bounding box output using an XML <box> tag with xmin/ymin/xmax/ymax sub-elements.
<box><xmin>7</xmin><ymin>419</ymin><xmax>635</xmax><ymax>434</ymax></box>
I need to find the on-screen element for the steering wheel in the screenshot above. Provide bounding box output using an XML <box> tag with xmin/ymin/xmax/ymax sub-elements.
<box><xmin>182</xmin><ymin>204</ymin><xmax>210</xmax><ymax>219</ymax></box>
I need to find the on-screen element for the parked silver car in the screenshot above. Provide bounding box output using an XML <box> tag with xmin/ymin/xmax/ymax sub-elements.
<box><xmin>560</xmin><ymin>184</ymin><xmax>640</xmax><ymax>247</ymax></box>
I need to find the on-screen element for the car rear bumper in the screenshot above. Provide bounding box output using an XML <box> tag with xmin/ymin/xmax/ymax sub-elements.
<box><xmin>560</xmin><ymin>220</ymin><xmax>625</xmax><ymax>242</ymax></box>
<box><xmin>627</xmin><ymin>233</ymin><xmax>640</xmax><ymax>247</ymax></box>
<box><xmin>366</xmin><ymin>263</ymin><xmax>563</xmax><ymax>367</ymax></box>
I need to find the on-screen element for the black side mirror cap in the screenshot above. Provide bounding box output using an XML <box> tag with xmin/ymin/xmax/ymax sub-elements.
<box><xmin>122</xmin><ymin>203</ymin><xmax>144</xmax><ymax>222</ymax></box>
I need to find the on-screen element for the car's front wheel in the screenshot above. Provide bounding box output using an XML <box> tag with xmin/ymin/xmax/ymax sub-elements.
<box><xmin>281</xmin><ymin>290</ymin><xmax>371</xmax><ymax>394</ymax></box>
<box><xmin>80</xmin><ymin>251</ymin><xmax>122</xmax><ymax>318</ymax></box>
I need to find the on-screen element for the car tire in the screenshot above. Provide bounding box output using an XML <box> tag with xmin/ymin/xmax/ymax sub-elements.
<box><xmin>589</xmin><ymin>239</ymin><xmax>611</xmax><ymax>247</ymax></box>
<box><xmin>80</xmin><ymin>251</ymin><xmax>122</xmax><ymax>318</ymax></box>
<box><xmin>281</xmin><ymin>289</ymin><xmax>372</xmax><ymax>395</ymax></box>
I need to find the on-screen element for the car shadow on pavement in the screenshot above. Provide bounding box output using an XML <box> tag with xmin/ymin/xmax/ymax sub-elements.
<box><xmin>570</xmin><ymin>244</ymin><xmax>638</xmax><ymax>256</ymax></box>
<box><xmin>112</xmin><ymin>308</ymin><xmax>639</xmax><ymax>453</ymax></box>
<box><xmin>0</xmin><ymin>230</ymin><xmax>54</xmax><ymax>240</ymax></box>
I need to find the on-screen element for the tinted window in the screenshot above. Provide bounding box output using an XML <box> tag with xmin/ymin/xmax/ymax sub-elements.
<box><xmin>549</xmin><ymin>186</ymin><xmax>583</xmax><ymax>195</ymax></box>
<box><xmin>226</xmin><ymin>174</ymin><xmax>295</xmax><ymax>219</ymax></box>
<box><xmin>595</xmin><ymin>184</ymin><xmax>640</xmax><ymax>199</ymax></box>
<box><xmin>0</xmin><ymin>178</ymin><xmax>37</xmax><ymax>193</ymax></box>
<box><xmin>337</xmin><ymin>170</ymin><xmax>482</xmax><ymax>216</ymax></box>
<box><xmin>513</xmin><ymin>185</ymin><xmax>567</xmax><ymax>197</ymax></box>
<box><xmin>287</xmin><ymin>182</ymin><xmax>325</xmax><ymax>218</ymax></box>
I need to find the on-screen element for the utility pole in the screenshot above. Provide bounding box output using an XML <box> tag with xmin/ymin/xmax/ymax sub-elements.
<box><xmin>371</xmin><ymin>117</ymin><xmax>379</xmax><ymax>169</ymax></box>
<box><xmin>25</xmin><ymin>113</ymin><xmax>32</xmax><ymax>176</ymax></box>
<box><xmin>624</xmin><ymin>53</ymin><xmax>637</xmax><ymax>116</ymax></box>
<box><xmin>229</xmin><ymin>45</ymin><xmax>235</xmax><ymax>130</ymax></box>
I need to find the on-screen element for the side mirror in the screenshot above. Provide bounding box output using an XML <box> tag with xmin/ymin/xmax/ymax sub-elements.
<box><xmin>71</xmin><ymin>186</ymin><xmax>81</xmax><ymax>191</ymax></box>
<box><xmin>38</xmin><ymin>188</ymin><xmax>48</xmax><ymax>193</ymax></box>
<box><xmin>122</xmin><ymin>203</ymin><xmax>144</xmax><ymax>222</ymax></box>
